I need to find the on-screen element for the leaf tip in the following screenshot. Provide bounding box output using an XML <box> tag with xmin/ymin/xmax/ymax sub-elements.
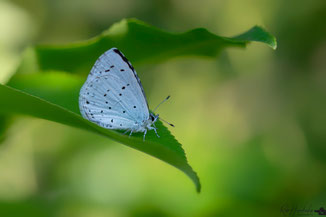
<box><xmin>195</xmin><ymin>175</ymin><xmax>202</xmax><ymax>193</ymax></box>
<box><xmin>233</xmin><ymin>25</ymin><xmax>277</xmax><ymax>50</ymax></box>
<box><xmin>254</xmin><ymin>25</ymin><xmax>277</xmax><ymax>50</ymax></box>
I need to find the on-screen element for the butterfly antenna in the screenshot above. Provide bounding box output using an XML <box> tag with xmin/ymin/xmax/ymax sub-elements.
<box><xmin>153</xmin><ymin>95</ymin><xmax>170</xmax><ymax>112</ymax></box>
<box><xmin>160</xmin><ymin>117</ymin><xmax>175</xmax><ymax>127</ymax></box>
<box><xmin>152</xmin><ymin>96</ymin><xmax>175</xmax><ymax>127</ymax></box>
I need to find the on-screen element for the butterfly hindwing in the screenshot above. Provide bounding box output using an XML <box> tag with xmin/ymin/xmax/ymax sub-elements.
<box><xmin>79</xmin><ymin>48</ymin><xmax>150</xmax><ymax>130</ymax></box>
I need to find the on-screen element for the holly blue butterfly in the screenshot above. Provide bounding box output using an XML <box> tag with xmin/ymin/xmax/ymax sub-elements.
<box><xmin>79</xmin><ymin>48</ymin><xmax>173</xmax><ymax>140</ymax></box>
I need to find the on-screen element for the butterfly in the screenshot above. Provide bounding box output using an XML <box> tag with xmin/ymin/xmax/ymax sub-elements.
<box><xmin>79</xmin><ymin>48</ymin><xmax>174</xmax><ymax>141</ymax></box>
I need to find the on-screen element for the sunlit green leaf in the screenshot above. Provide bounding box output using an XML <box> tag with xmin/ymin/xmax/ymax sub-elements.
<box><xmin>17</xmin><ymin>18</ymin><xmax>276</xmax><ymax>75</ymax></box>
<box><xmin>3</xmin><ymin>72</ymin><xmax>201</xmax><ymax>192</ymax></box>
<box><xmin>2</xmin><ymin>18</ymin><xmax>277</xmax><ymax>192</ymax></box>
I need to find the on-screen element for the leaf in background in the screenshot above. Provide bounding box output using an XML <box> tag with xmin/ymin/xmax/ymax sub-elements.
<box><xmin>0</xmin><ymin>197</ymin><xmax>55</xmax><ymax>217</ymax></box>
<box><xmin>16</xmin><ymin>18</ymin><xmax>276</xmax><ymax>75</ymax></box>
<box><xmin>0</xmin><ymin>115</ymin><xmax>11</xmax><ymax>143</ymax></box>
<box><xmin>233</xmin><ymin>25</ymin><xmax>277</xmax><ymax>50</ymax></box>
<box><xmin>3</xmin><ymin>19</ymin><xmax>277</xmax><ymax>192</ymax></box>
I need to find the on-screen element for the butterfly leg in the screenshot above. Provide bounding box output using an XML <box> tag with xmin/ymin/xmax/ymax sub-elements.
<box><xmin>129</xmin><ymin>130</ymin><xmax>133</xmax><ymax>137</ymax></box>
<box><xmin>152</xmin><ymin>123</ymin><xmax>160</xmax><ymax>138</ymax></box>
<box><xmin>153</xmin><ymin>127</ymin><xmax>160</xmax><ymax>138</ymax></box>
<box><xmin>123</xmin><ymin>129</ymin><xmax>130</xmax><ymax>135</ymax></box>
<box><xmin>143</xmin><ymin>129</ymin><xmax>147</xmax><ymax>141</ymax></box>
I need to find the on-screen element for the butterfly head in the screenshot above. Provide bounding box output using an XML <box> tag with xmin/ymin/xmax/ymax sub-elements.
<box><xmin>148</xmin><ymin>112</ymin><xmax>174</xmax><ymax>128</ymax></box>
<box><xmin>148</xmin><ymin>113</ymin><xmax>159</xmax><ymax>125</ymax></box>
<box><xmin>141</xmin><ymin>113</ymin><xmax>159</xmax><ymax>133</ymax></box>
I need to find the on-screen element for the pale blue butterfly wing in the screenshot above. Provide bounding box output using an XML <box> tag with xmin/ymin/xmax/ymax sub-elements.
<box><xmin>79</xmin><ymin>48</ymin><xmax>150</xmax><ymax>132</ymax></box>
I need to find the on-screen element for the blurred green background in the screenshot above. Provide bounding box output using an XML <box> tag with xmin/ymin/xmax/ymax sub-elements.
<box><xmin>0</xmin><ymin>0</ymin><xmax>326</xmax><ymax>216</ymax></box>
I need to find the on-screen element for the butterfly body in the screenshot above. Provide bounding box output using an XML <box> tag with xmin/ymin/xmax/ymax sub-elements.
<box><xmin>79</xmin><ymin>48</ymin><xmax>159</xmax><ymax>140</ymax></box>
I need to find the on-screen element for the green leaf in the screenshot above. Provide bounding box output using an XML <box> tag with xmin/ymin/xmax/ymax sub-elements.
<box><xmin>4</xmin><ymin>19</ymin><xmax>277</xmax><ymax>192</ymax></box>
<box><xmin>3</xmin><ymin>72</ymin><xmax>201</xmax><ymax>192</ymax></box>
<box><xmin>0</xmin><ymin>115</ymin><xmax>11</xmax><ymax>143</ymax></box>
<box><xmin>16</xmin><ymin>18</ymin><xmax>276</xmax><ymax>75</ymax></box>
<box><xmin>232</xmin><ymin>25</ymin><xmax>277</xmax><ymax>50</ymax></box>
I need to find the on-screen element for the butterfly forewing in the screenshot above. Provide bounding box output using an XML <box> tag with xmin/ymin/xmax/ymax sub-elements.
<box><xmin>79</xmin><ymin>48</ymin><xmax>150</xmax><ymax>131</ymax></box>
